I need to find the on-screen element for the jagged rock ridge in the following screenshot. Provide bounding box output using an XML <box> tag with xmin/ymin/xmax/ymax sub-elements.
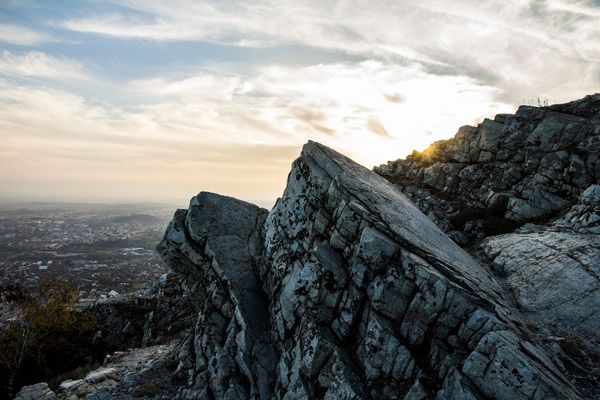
<box><xmin>157</xmin><ymin>141</ymin><xmax>580</xmax><ymax>399</ymax></box>
<box><xmin>375</xmin><ymin>94</ymin><xmax>600</xmax><ymax>244</ymax></box>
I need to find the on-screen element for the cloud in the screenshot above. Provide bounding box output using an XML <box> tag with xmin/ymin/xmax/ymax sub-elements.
<box><xmin>0</xmin><ymin>23</ymin><xmax>53</xmax><ymax>46</ymax></box>
<box><xmin>126</xmin><ymin>60</ymin><xmax>514</xmax><ymax>162</ymax></box>
<box><xmin>384</xmin><ymin>93</ymin><xmax>405</xmax><ymax>103</ymax></box>
<box><xmin>0</xmin><ymin>50</ymin><xmax>87</xmax><ymax>80</ymax></box>
<box><xmin>546</xmin><ymin>0</ymin><xmax>600</xmax><ymax>17</ymax></box>
<box><xmin>0</xmin><ymin>79</ymin><xmax>295</xmax><ymax>205</ymax></box>
<box><xmin>3</xmin><ymin>0</ymin><xmax>599</xmax><ymax>204</ymax></box>
<box><xmin>58</xmin><ymin>1</ymin><xmax>436</xmax><ymax>62</ymax></box>
<box><xmin>131</xmin><ymin>74</ymin><xmax>240</xmax><ymax>102</ymax></box>
<box><xmin>0</xmin><ymin>59</ymin><xmax>513</xmax><ymax>206</ymax></box>
<box><xmin>367</xmin><ymin>116</ymin><xmax>391</xmax><ymax>138</ymax></box>
<box><xmin>60</xmin><ymin>12</ymin><xmax>206</xmax><ymax>42</ymax></box>
<box><xmin>57</xmin><ymin>0</ymin><xmax>600</xmax><ymax>104</ymax></box>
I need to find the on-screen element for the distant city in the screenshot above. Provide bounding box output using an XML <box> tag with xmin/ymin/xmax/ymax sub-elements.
<box><xmin>0</xmin><ymin>202</ymin><xmax>178</xmax><ymax>299</ymax></box>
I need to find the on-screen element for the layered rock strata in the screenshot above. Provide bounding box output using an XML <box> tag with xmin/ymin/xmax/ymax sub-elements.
<box><xmin>481</xmin><ymin>185</ymin><xmax>600</xmax><ymax>338</ymax></box>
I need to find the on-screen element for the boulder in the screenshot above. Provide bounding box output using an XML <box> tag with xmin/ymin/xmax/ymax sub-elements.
<box><xmin>481</xmin><ymin>185</ymin><xmax>600</xmax><ymax>340</ymax></box>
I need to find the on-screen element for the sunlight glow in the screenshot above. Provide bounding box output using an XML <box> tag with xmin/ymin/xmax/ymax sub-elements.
<box><xmin>0</xmin><ymin>0</ymin><xmax>598</xmax><ymax>205</ymax></box>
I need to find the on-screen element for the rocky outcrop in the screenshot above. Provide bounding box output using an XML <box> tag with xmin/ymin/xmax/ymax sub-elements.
<box><xmin>55</xmin><ymin>344</ymin><xmax>179</xmax><ymax>400</ymax></box>
<box><xmin>157</xmin><ymin>141</ymin><xmax>580</xmax><ymax>399</ymax></box>
<box><xmin>157</xmin><ymin>192</ymin><xmax>274</xmax><ymax>399</ymax></box>
<box><xmin>375</xmin><ymin>94</ymin><xmax>600</xmax><ymax>397</ymax></box>
<box><xmin>478</xmin><ymin>185</ymin><xmax>600</xmax><ymax>395</ymax></box>
<box><xmin>16</xmin><ymin>95</ymin><xmax>599</xmax><ymax>399</ymax></box>
<box><xmin>87</xmin><ymin>272</ymin><xmax>194</xmax><ymax>350</ymax></box>
<box><xmin>19</xmin><ymin>95</ymin><xmax>598</xmax><ymax>399</ymax></box>
<box><xmin>375</xmin><ymin>94</ymin><xmax>600</xmax><ymax>245</ymax></box>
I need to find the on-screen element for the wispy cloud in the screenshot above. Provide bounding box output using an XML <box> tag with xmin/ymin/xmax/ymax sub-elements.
<box><xmin>58</xmin><ymin>0</ymin><xmax>600</xmax><ymax>103</ymax></box>
<box><xmin>58</xmin><ymin>1</ymin><xmax>436</xmax><ymax>62</ymax></box>
<box><xmin>1</xmin><ymin>0</ymin><xmax>598</xmax><ymax>203</ymax></box>
<box><xmin>0</xmin><ymin>60</ymin><xmax>512</xmax><ymax>203</ymax></box>
<box><xmin>0</xmin><ymin>50</ymin><xmax>87</xmax><ymax>80</ymax></box>
<box><xmin>0</xmin><ymin>79</ymin><xmax>294</xmax><ymax>205</ymax></box>
<box><xmin>547</xmin><ymin>0</ymin><xmax>600</xmax><ymax>17</ymax></box>
<box><xmin>0</xmin><ymin>23</ymin><xmax>53</xmax><ymax>46</ymax></box>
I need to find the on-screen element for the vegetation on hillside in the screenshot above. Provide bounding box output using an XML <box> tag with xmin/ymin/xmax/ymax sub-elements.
<box><xmin>0</xmin><ymin>277</ymin><xmax>100</xmax><ymax>398</ymax></box>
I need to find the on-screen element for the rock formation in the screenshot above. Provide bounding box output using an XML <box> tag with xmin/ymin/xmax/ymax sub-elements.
<box><xmin>13</xmin><ymin>383</ymin><xmax>56</xmax><ymax>400</ymax></box>
<box><xmin>157</xmin><ymin>140</ymin><xmax>584</xmax><ymax>399</ymax></box>
<box><xmin>375</xmin><ymin>94</ymin><xmax>599</xmax><ymax>245</ymax></box>
<box><xmin>481</xmin><ymin>186</ymin><xmax>600</xmax><ymax>338</ymax></box>
<box><xmin>375</xmin><ymin>93</ymin><xmax>600</xmax><ymax>396</ymax></box>
<box><xmin>15</xmin><ymin>94</ymin><xmax>599</xmax><ymax>399</ymax></box>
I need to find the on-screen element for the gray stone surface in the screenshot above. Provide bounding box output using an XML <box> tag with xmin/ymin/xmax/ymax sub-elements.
<box><xmin>14</xmin><ymin>383</ymin><xmax>56</xmax><ymax>400</ymax></box>
<box><xmin>478</xmin><ymin>184</ymin><xmax>600</xmax><ymax>396</ymax></box>
<box><xmin>157</xmin><ymin>141</ymin><xmax>580</xmax><ymax>399</ymax></box>
<box><xmin>482</xmin><ymin>227</ymin><xmax>600</xmax><ymax>337</ymax></box>
<box><xmin>84</xmin><ymin>388</ymin><xmax>110</xmax><ymax>400</ymax></box>
<box><xmin>50</xmin><ymin>344</ymin><xmax>176</xmax><ymax>400</ymax></box>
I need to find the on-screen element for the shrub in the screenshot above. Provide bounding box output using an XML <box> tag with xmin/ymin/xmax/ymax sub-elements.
<box><xmin>0</xmin><ymin>277</ymin><xmax>98</xmax><ymax>398</ymax></box>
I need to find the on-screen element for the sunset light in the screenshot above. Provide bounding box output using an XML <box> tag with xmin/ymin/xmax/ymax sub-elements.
<box><xmin>0</xmin><ymin>1</ymin><xmax>598</xmax><ymax>206</ymax></box>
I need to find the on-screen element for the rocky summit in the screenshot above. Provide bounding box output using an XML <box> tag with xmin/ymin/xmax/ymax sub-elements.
<box><xmin>16</xmin><ymin>94</ymin><xmax>599</xmax><ymax>400</ymax></box>
<box><xmin>156</xmin><ymin>142</ymin><xmax>589</xmax><ymax>398</ymax></box>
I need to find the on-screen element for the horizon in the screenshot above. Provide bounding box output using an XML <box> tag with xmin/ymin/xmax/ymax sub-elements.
<box><xmin>0</xmin><ymin>196</ymin><xmax>275</xmax><ymax>210</ymax></box>
<box><xmin>1</xmin><ymin>1</ymin><xmax>599</xmax><ymax>206</ymax></box>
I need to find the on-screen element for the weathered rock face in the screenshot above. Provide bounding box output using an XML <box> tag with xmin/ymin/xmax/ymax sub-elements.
<box><xmin>157</xmin><ymin>193</ymin><xmax>274</xmax><ymax>400</ymax></box>
<box><xmin>375</xmin><ymin>94</ymin><xmax>600</xmax><ymax>245</ymax></box>
<box><xmin>158</xmin><ymin>142</ymin><xmax>580</xmax><ymax>399</ymax></box>
<box><xmin>478</xmin><ymin>185</ymin><xmax>600</xmax><ymax>394</ymax></box>
<box><xmin>13</xmin><ymin>383</ymin><xmax>56</xmax><ymax>400</ymax></box>
<box><xmin>55</xmin><ymin>344</ymin><xmax>179</xmax><ymax>400</ymax></box>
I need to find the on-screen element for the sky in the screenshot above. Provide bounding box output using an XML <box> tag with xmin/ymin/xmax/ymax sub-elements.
<box><xmin>0</xmin><ymin>0</ymin><xmax>599</xmax><ymax>208</ymax></box>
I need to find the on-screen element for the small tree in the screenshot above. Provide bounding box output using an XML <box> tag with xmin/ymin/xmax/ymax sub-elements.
<box><xmin>0</xmin><ymin>277</ymin><xmax>97</xmax><ymax>397</ymax></box>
